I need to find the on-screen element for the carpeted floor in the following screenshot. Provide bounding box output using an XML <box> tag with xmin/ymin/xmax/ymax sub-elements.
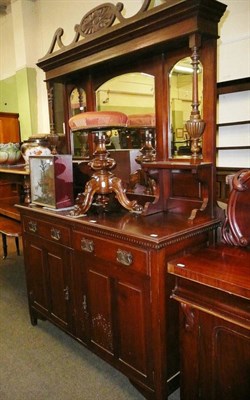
<box><xmin>0</xmin><ymin>240</ymin><xmax>180</xmax><ymax>400</ymax></box>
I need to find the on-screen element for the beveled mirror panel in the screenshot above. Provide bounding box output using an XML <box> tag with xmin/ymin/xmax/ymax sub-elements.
<box><xmin>70</xmin><ymin>87</ymin><xmax>87</xmax><ymax>157</ymax></box>
<box><xmin>169</xmin><ymin>57</ymin><xmax>203</xmax><ymax>158</ymax></box>
<box><xmin>70</xmin><ymin>87</ymin><xmax>86</xmax><ymax>115</ymax></box>
<box><xmin>96</xmin><ymin>72</ymin><xmax>155</xmax><ymax>150</ymax></box>
<box><xmin>53</xmin><ymin>82</ymin><xmax>65</xmax><ymax>134</ymax></box>
<box><xmin>96</xmin><ymin>72</ymin><xmax>155</xmax><ymax>114</ymax></box>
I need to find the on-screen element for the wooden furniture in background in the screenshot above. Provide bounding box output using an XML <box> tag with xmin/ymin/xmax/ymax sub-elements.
<box><xmin>0</xmin><ymin>215</ymin><xmax>22</xmax><ymax>258</ymax></box>
<box><xmin>0</xmin><ymin>112</ymin><xmax>24</xmax><ymax>224</ymax></box>
<box><xmin>0</xmin><ymin>166</ymin><xmax>29</xmax><ymax>258</ymax></box>
<box><xmin>0</xmin><ymin>165</ymin><xmax>30</xmax><ymax>220</ymax></box>
<box><xmin>168</xmin><ymin>169</ymin><xmax>250</xmax><ymax>400</ymax></box>
<box><xmin>168</xmin><ymin>244</ymin><xmax>250</xmax><ymax>400</ymax></box>
<box><xmin>0</xmin><ymin>112</ymin><xmax>20</xmax><ymax>143</ymax></box>
<box><xmin>216</xmin><ymin>166</ymin><xmax>239</xmax><ymax>203</ymax></box>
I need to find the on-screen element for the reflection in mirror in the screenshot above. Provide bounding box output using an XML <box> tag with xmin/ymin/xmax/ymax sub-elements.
<box><xmin>169</xmin><ymin>57</ymin><xmax>203</xmax><ymax>158</ymax></box>
<box><xmin>96</xmin><ymin>73</ymin><xmax>155</xmax><ymax>114</ymax></box>
<box><xmin>70</xmin><ymin>88</ymin><xmax>87</xmax><ymax>156</ymax></box>
<box><xmin>96</xmin><ymin>73</ymin><xmax>155</xmax><ymax>151</ymax></box>
<box><xmin>70</xmin><ymin>87</ymin><xmax>86</xmax><ymax>115</ymax></box>
<box><xmin>53</xmin><ymin>83</ymin><xmax>65</xmax><ymax>133</ymax></box>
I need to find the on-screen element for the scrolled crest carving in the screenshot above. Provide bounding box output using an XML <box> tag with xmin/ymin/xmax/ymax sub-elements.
<box><xmin>46</xmin><ymin>1</ymin><xmax>151</xmax><ymax>55</ymax></box>
<box><xmin>75</xmin><ymin>2</ymin><xmax>125</xmax><ymax>36</ymax></box>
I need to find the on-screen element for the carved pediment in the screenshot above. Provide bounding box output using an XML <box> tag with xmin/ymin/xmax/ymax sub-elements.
<box><xmin>45</xmin><ymin>1</ymin><xmax>151</xmax><ymax>56</ymax></box>
<box><xmin>37</xmin><ymin>0</ymin><xmax>227</xmax><ymax>76</ymax></box>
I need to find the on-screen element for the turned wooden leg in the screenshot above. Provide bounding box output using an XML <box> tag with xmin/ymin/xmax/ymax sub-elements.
<box><xmin>15</xmin><ymin>237</ymin><xmax>20</xmax><ymax>256</ymax></box>
<box><xmin>110</xmin><ymin>176</ymin><xmax>143</xmax><ymax>213</ymax></box>
<box><xmin>2</xmin><ymin>233</ymin><xmax>7</xmax><ymax>259</ymax></box>
<box><xmin>72</xmin><ymin>178</ymin><xmax>99</xmax><ymax>216</ymax></box>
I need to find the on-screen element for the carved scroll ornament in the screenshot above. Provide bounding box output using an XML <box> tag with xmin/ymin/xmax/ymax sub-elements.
<box><xmin>46</xmin><ymin>1</ymin><xmax>151</xmax><ymax>55</ymax></box>
<box><xmin>222</xmin><ymin>169</ymin><xmax>250</xmax><ymax>247</ymax></box>
<box><xmin>180</xmin><ymin>302</ymin><xmax>195</xmax><ymax>332</ymax></box>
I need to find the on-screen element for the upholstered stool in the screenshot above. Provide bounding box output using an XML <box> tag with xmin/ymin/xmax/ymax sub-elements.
<box><xmin>0</xmin><ymin>216</ymin><xmax>22</xmax><ymax>259</ymax></box>
<box><xmin>69</xmin><ymin>111</ymin><xmax>143</xmax><ymax>215</ymax></box>
<box><xmin>126</xmin><ymin>113</ymin><xmax>156</xmax><ymax>195</ymax></box>
<box><xmin>126</xmin><ymin>113</ymin><xmax>156</xmax><ymax>160</ymax></box>
<box><xmin>69</xmin><ymin>110</ymin><xmax>128</xmax><ymax>130</ymax></box>
<box><xmin>126</xmin><ymin>113</ymin><xmax>155</xmax><ymax>128</ymax></box>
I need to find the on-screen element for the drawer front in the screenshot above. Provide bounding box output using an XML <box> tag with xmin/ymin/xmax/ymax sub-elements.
<box><xmin>73</xmin><ymin>230</ymin><xmax>148</xmax><ymax>274</ymax></box>
<box><xmin>23</xmin><ymin>215</ymin><xmax>70</xmax><ymax>246</ymax></box>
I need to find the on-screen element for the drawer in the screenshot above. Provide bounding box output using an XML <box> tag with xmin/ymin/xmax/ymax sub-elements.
<box><xmin>22</xmin><ymin>215</ymin><xmax>71</xmax><ymax>247</ymax></box>
<box><xmin>73</xmin><ymin>230</ymin><xmax>148</xmax><ymax>274</ymax></box>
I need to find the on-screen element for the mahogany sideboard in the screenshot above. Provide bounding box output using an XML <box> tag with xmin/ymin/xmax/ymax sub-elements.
<box><xmin>168</xmin><ymin>244</ymin><xmax>250</xmax><ymax>400</ymax></box>
<box><xmin>17</xmin><ymin>203</ymin><xmax>221</xmax><ymax>399</ymax></box>
<box><xmin>19</xmin><ymin>1</ymin><xmax>227</xmax><ymax>398</ymax></box>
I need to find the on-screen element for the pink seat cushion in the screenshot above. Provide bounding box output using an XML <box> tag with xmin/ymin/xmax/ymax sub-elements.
<box><xmin>127</xmin><ymin>113</ymin><xmax>155</xmax><ymax>127</ymax></box>
<box><xmin>69</xmin><ymin>111</ymin><xmax>128</xmax><ymax>130</ymax></box>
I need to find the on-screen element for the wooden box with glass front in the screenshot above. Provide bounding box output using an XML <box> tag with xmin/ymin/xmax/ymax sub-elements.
<box><xmin>19</xmin><ymin>1</ymin><xmax>227</xmax><ymax>399</ymax></box>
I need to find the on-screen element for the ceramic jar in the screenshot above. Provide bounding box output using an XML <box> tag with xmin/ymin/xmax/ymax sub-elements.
<box><xmin>0</xmin><ymin>143</ymin><xmax>22</xmax><ymax>165</ymax></box>
<box><xmin>21</xmin><ymin>136</ymin><xmax>51</xmax><ymax>168</ymax></box>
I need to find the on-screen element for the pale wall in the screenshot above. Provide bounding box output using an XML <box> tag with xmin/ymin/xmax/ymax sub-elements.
<box><xmin>216</xmin><ymin>0</ymin><xmax>250</xmax><ymax>168</ymax></box>
<box><xmin>217</xmin><ymin>0</ymin><xmax>250</xmax><ymax>81</ymax></box>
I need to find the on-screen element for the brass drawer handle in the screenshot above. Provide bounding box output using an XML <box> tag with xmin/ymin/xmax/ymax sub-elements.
<box><xmin>51</xmin><ymin>228</ymin><xmax>61</xmax><ymax>241</ymax></box>
<box><xmin>28</xmin><ymin>220</ymin><xmax>37</xmax><ymax>233</ymax></box>
<box><xmin>64</xmin><ymin>286</ymin><xmax>69</xmax><ymax>301</ymax></box>
<box><xmin>81</xmin><ymin>238</ymin><xmax>94</xmax><ymax>253</ymax></box>
<box><xmin>116</xmin><ymin>249</ymin><xmax>133</xmax><ymax>266</ymax></box>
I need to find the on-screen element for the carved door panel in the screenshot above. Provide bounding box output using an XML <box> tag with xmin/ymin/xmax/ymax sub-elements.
<box><xmin>179</xmin><ymin>306</ymin><xmax>250</xmax><ymax>400</ymax></box>
<box><xmin>115</xmin><ymin>274</ymin><xmax>152</xmax><ymax>381</ymax></box>
<box><xmin>73</xmin><ymin>251</ymin><xmax>153</xmax><ymax>383</ymax></box>
<box><xmin>87</xmin><ymin>267</ymin><xmax>114</xmax><ymax>355</ymax></box>
<box><xmin>24</xmin><ymin>235</ymin><xmax>72</xmax><ymax>332</ymax></box>
<box><xmin>199</xmin><ymin>312</ymin><xmax>250</xmax><ymax>400</ymax></box>
<box><xmin>73</xmin><ymin>252</ymin><xmax>116</xmax><ymax>356</ymax></box>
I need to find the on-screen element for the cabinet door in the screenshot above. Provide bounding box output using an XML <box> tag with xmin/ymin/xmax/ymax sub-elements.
<box><xmin>180</xmin><ymin>307</ymin><xmax>250</xmax><ymax>400</ymax></box>
<box><xmin>199</xmin><ymin>312</ymin><xmax>250</xmax><ymax>400</ymax></box>
<box><xmin>73</xmin><ymin>251</ymin><xmax>153</xmax><ymax>383</ymax></box>
<box><xmin>24</xmin><ymin>234</ymin><xmax>72</xmax><ymax>331</ymax></box>
<box><xmin>73</xmin><ymin>256</ymin><xmax>113</xmax><ymax>349</ymax></box>
<box><xmin>115</xmin><ymin>272</ymin><xmax>152</xmax><ymax>379</ymax></box>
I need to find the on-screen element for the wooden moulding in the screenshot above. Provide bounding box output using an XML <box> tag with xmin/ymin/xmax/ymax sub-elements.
<box><xmin>37</xmin><ymin>0</ymin><xmax>227</xmax><ymax>79</ymax></box>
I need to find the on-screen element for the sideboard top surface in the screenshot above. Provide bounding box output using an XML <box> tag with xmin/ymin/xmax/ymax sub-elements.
<box><xmin>168</xmin><ymin>244</ymin><xmax>250</xmax><ymax>299</ymax></box>
<box><xmin>17</xmin><ymin>204</ymin><xmax>220</xmax><ymax>249</ymax></box>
